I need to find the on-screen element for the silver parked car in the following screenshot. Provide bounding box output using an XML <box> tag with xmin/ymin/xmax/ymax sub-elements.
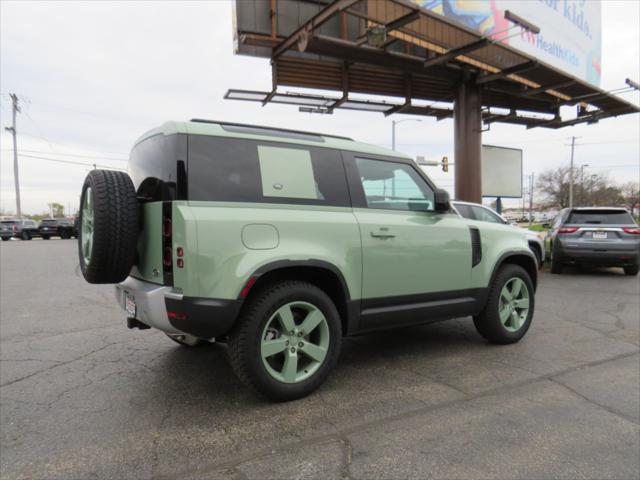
<box><xmin>451</xmin><ymin>201</ymin><xmax>545</xmax><ymax>268</ymax></box>
<box><xmin>548</xmin><ymin>207</ymin><xmax>640</xmax><ymax>275</ymax></box>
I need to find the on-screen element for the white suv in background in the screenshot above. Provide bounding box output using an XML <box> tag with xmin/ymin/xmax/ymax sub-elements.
<box><xmin>452</xmin><ymin>201</ymin><xmax>545</xmax><ymax>268</ymax></box>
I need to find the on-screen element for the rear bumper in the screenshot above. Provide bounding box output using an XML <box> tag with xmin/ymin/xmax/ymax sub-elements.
<box><xmin>556</xmin><ymin>245</ymin><xmax>639</xmax><ymax>266</ymax></box>
<box><xmin>115</xmin><ymin>276</ymin><xmax>241</xmax><ymax>339</ymax></box>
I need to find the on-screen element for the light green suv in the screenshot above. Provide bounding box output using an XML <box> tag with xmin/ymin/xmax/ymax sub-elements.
<box><xmin>77</xmin><ymin>119</ymin><xmax>537</xmax><ymax>401</ymax></box>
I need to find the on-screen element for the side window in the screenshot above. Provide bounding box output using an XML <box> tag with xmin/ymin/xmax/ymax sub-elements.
<box><xmin>552</xmin><ymin>213</ymin><xmax>563</xmax><ymax>229</ymax></box>
<box><xmin>354</xmin><ymin>158</ymin><xmax>434</xmax><ymax>211</ymax></box>
<box><xmin>188</xmin><ymin>136</ymin><xmax>349</xmax><ymax>207</ymax></box>
<box><xmin>471</xmin><ymin>206</ymin><xmax>504</xmax><ymax>224</ymax></box>
<box><xmin>454</xmin><ymin>203</ymin><xmax>475</xmax><ymax>219</ymax></box>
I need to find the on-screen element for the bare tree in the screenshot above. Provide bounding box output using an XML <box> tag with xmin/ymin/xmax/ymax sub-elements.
<box><xmin>620</xmin><ymin>181</ymin><xmax>640</xmax><ymax>212</ymax></box>
<box><xmin>536</xmin><ymin>165</ymin><xmax>571</xmax><ymax>208</ymax></box>
<box><xmin>536</xmin><ymin>164</ymin><xmax>624</xmax><ymax>208</ymax></box>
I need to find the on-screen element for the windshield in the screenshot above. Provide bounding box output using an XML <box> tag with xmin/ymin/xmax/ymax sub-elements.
<box><xmin>567</xmin><ymin>210</ymin><xmax>635</xmax><ymax>225</ymax></box>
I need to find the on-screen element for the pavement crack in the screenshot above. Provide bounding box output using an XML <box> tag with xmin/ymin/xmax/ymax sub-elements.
<box><xmin>549</xmin><ymin>377</ymin><xmax>640</xmax><ymax>426</ymax></box>
<box><xmin>165</xmin><ymin>350</ymin><xmax>640</xmax><ymax>479</ymax></box>
<box><xmin>0</xmin><ymin>342</ymin><xmax>117</xmax><ymax>388</ymax></box>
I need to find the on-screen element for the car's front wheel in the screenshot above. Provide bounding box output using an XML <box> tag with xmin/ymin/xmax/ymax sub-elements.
<box><xmin>21</xmin><ymin>231</ymin><xmax>31</xmax><ymax>240</ymax></box>
<box><xmin>228</xmin><ymin>281</ymin><xmax>342</xmax><ymax>401</ymax></box>
<box><xmin>473</xmin><ymin>264</ymin><xmax>535</xmax><ymax>344</ymax></box>
<box><xmin>1</xmin><ymin>237</ymin><xmax>9</xmax><ymax>241</ymax></box>
<box><xmin>42</xmin><ymin>235</ymin><xmax>50</xmax><ymax>240</ymax></box>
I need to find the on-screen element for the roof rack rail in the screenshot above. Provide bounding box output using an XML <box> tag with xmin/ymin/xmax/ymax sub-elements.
<box><xmin>189</xmin><ymin>119</ymin><xmax>353</xmax><ymax>141</ymax></box>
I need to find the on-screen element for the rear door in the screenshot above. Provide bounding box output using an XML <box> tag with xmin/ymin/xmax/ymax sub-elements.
<box><xmin>344</xmin><ymin>153</ymin><xmax>473</xmax><ymax>305</ymax></box>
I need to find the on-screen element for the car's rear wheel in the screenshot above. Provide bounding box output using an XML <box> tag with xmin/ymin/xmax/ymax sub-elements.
<box><xmin>550</xmin><ymin>247</ymin><xmax>563</xmax><ymax>274</ymax></box>
<box><xmin>473</xmin><ymin>264</ymin><xmax>534</xmax><ymax>344</ymax></box>
<box><xmin>623</xmin><ymin>265</ymin><xmax>639</xmax><ymax>276</ymax></box>
<box><xmin>21</xmin><ymin>231</ymin><xmax>31</xmax><ymax>240</ymax></box>
<box><xmin>60</xmin><ymin>230</ymin><xmax>71</xmax><ymax>239</ymax></box>
<box><xmin>78</xmin><ymin>169</ymin><xmax>139</xmax><ymax>284</ymax></box>
<box><xmin>1</xmin><ymin>237</ymin><xmax>9</xmax><ymax>241</ymax></box>
<box><xmin>42</xmin><ymin>235</ymin><xmax>50</xmax><ymax>240</ymax></box>
<box><xmin>228</xmin><ymin>281</ymin><xmax>342</xmax><ymax>401</ymax></box>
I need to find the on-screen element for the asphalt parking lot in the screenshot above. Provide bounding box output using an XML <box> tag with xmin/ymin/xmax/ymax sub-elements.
<box><xmin>1</xmin><ymin>239</ymin><xmax>639</xmax><ymax>480</ymax></box>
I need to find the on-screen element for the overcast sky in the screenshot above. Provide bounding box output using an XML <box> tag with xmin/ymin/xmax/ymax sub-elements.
<box><xmin>1</xmin><ymin>0</ymin><xmax>638</xmax><ymax>215</ymax></box>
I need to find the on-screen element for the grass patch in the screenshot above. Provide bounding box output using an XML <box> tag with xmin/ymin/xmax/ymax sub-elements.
<box><xmin>526</xmin><ymin>224</ymin><xmax>549</xmax><ymax>232</ymax></box>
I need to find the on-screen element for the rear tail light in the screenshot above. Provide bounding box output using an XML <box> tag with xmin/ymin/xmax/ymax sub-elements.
<box><xmin>163</xmin><ymin>246</ymin><xmax>173</xmax><ymax>267</ymax></box>
<box><xmin>167</xmin><ymin>311</ymin><xmax>186</xmax><ymax>321</ymax></box>
<box><xmin>623</xmin><ymin>227</ymin><xmax>640</xmax><ymax>234</ymax></box>
<box><xmin>558</xmin><ymin>227</ymin><xmax>579</xmax><ymax>234</ymax></box>
<box><xmin>163</xmin><ymin>218</ymin><xmax>172</xmax><ymax>237</ymax></box>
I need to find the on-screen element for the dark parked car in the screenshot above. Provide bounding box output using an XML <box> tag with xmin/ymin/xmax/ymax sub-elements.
<box><xmin>0</xmin><ymin>219</ymin><xmax>40</xmax><ymax>240</ymax></box>
<box><xmin>548</xmin><ymin>207</ymin><xmax>640</xmax><ymax>275</ymax></box>
<box><xmin>39</xmin><ymin>218</ymin><xmax>78</xmax><ymax>239</ymax></box>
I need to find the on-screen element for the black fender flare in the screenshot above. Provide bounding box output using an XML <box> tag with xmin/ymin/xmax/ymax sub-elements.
<box><xmin>489</xmin><ymin>250</ymin><xmax>538</xmax><ymax>291</ymax></box>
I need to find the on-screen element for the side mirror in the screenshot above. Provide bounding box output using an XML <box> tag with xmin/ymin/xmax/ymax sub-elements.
<box><xmin>433</xmin><ymin>188</ymin><xmax>450</xmax><ymax>212</ymax></box>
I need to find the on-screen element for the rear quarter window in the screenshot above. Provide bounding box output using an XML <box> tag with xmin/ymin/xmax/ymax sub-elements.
<box><xmin>568</xmin><ymin>210</ymin><xmax>635</xmax><ymax>225</ymax></box>
<box><xmin>187</xmin><ymin>136</ymin><xmax>350</xmax><ymax>207</ymax></box>
<box><xmin>129</xmin><ymin>134</ymin><xmax>188</xmax><ymax>201</ymax></box>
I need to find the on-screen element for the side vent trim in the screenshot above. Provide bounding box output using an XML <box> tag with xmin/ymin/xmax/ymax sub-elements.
<box><xmin>469</xmin><ymin>226</ymin><xmax>482</xmax><ymax>267</ymax></box>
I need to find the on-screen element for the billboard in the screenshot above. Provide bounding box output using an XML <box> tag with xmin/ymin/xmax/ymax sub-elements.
<box><xmin>413</xmin><ymin>0</ymin><xmax>602</xmax><ymax>86</ymax></box>
<box><xmin>481</xmin><ymin>145</ymin><xmax>523</xmax><ymax>198</ymax></box>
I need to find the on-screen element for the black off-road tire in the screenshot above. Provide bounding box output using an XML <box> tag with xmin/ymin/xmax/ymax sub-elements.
<box><xmin>21</xmin><ymin>230</ymin><xmax>31</xmax><ymax>240</ymax></box>
<box><xmin>228</xmin><ymin>281</ymin><xmax>342</xmax><ymax>402</ymax></box>
<box><xmin>1</xmin><ymin>237</ymin><xmax>9</xmax><ymax>241</ymax></box>
<box><xmin>473</xmin><ymin>264</ymin><xmax>535</xmax><ymax>344</ymax></box>
<box><xmin>165</xmin><ymin>333</ymin><xmax>209</xmax><ymax>347</ymax></box>
<box><xmin>42</xmin><ymin>235</ymin><xmax>50</xmax><ymax>240</ymax></box>
<box><xmin>78</xmin><ymin>170</ymin><xmax>139</xmax><ymax>284</ymax></box>
<box><xmin>60</xmin><ymin>230</ymin><xmax>71</xmax><ymax>239</ymax></box>
<box><xmin>623</xmin><ymin>265</ymin><xmax>639</xmax><ymax>276</ymax></box>
<box><xmin>550</xmin><ymin>247</ymin><xmax>563</xmax><ymax>274</ymax></box>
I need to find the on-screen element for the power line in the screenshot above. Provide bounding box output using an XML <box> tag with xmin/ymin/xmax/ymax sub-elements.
<box><xmin>1</xmin><ymin>148</ymin><xmax>127</xmax><ymax>161</ymax></box>
<box><xmin>18</xmin><ymin>153</ymin><xmax>127</xmax><ymax>171</ymax></box>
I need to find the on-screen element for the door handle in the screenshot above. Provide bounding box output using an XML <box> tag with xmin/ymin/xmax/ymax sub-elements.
<box><xmin>371</xmin><ymin>228</ymin><xmax>396</xmax><ymax>238</ymax></box>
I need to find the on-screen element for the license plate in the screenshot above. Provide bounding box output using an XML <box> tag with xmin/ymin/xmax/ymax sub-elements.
<box><xmin>593</xmin><ymin>231</ymin><xmax>607</xmax><ymax>239</ymax></box>
<box><xmin>125</xmin><ymin>292</ymin><xmax>136</xmax><ymax>317</ymax></box>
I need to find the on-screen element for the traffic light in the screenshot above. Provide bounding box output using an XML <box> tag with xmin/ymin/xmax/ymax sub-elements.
<box><xmin>442</xmin><ymin>156</ymin><xmax>449</xmax><ymax>172</ymax></box>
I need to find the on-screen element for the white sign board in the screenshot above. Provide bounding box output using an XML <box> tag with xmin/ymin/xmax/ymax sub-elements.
<box><xmin>413</xmin><ymin>0</ymin><xmax>602</xmax><ymax>86</ymax></box>
<box><xmin>481</xmin><ymin>145</ymin><xmax>523</xmax><ymax>198</ymax></box>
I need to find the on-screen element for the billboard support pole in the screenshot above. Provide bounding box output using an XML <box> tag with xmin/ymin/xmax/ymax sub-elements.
<box><xmin>454</xmin><ymin>76</ymin><xmax>482</xmax><ymax>203</ymax></box>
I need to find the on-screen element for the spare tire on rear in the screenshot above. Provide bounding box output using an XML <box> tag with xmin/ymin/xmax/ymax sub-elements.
<box><xmin>78</xmin><ymin>169</ymin><xmax>139</xmax><ymax>284</ymax></box>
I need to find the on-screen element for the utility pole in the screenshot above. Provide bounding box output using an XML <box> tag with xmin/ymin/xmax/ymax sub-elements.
<box><xmin>568</xmin><ymin>136</ymin><xmax>577</xmax><ymax>208</ymax></box>
<box><xmin>5</xmin><ymin>94</ymin><xmax>21</xmax><ymax>218</ymax></box>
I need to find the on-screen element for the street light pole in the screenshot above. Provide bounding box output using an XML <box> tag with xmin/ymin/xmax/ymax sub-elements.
<box><xmin>391</xmin><ymin>118</ymin><xmax>422</xmax><ymax>197</ymax></box>
<box><xmin>569</xmin><ymin>136</ymin><xmax>576</xmax><ymax>208</ymax></box>
<box><xmin>391</xmin><ymin>118</ymin><xmax>422</xmax><ymax>151</ymax></box>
